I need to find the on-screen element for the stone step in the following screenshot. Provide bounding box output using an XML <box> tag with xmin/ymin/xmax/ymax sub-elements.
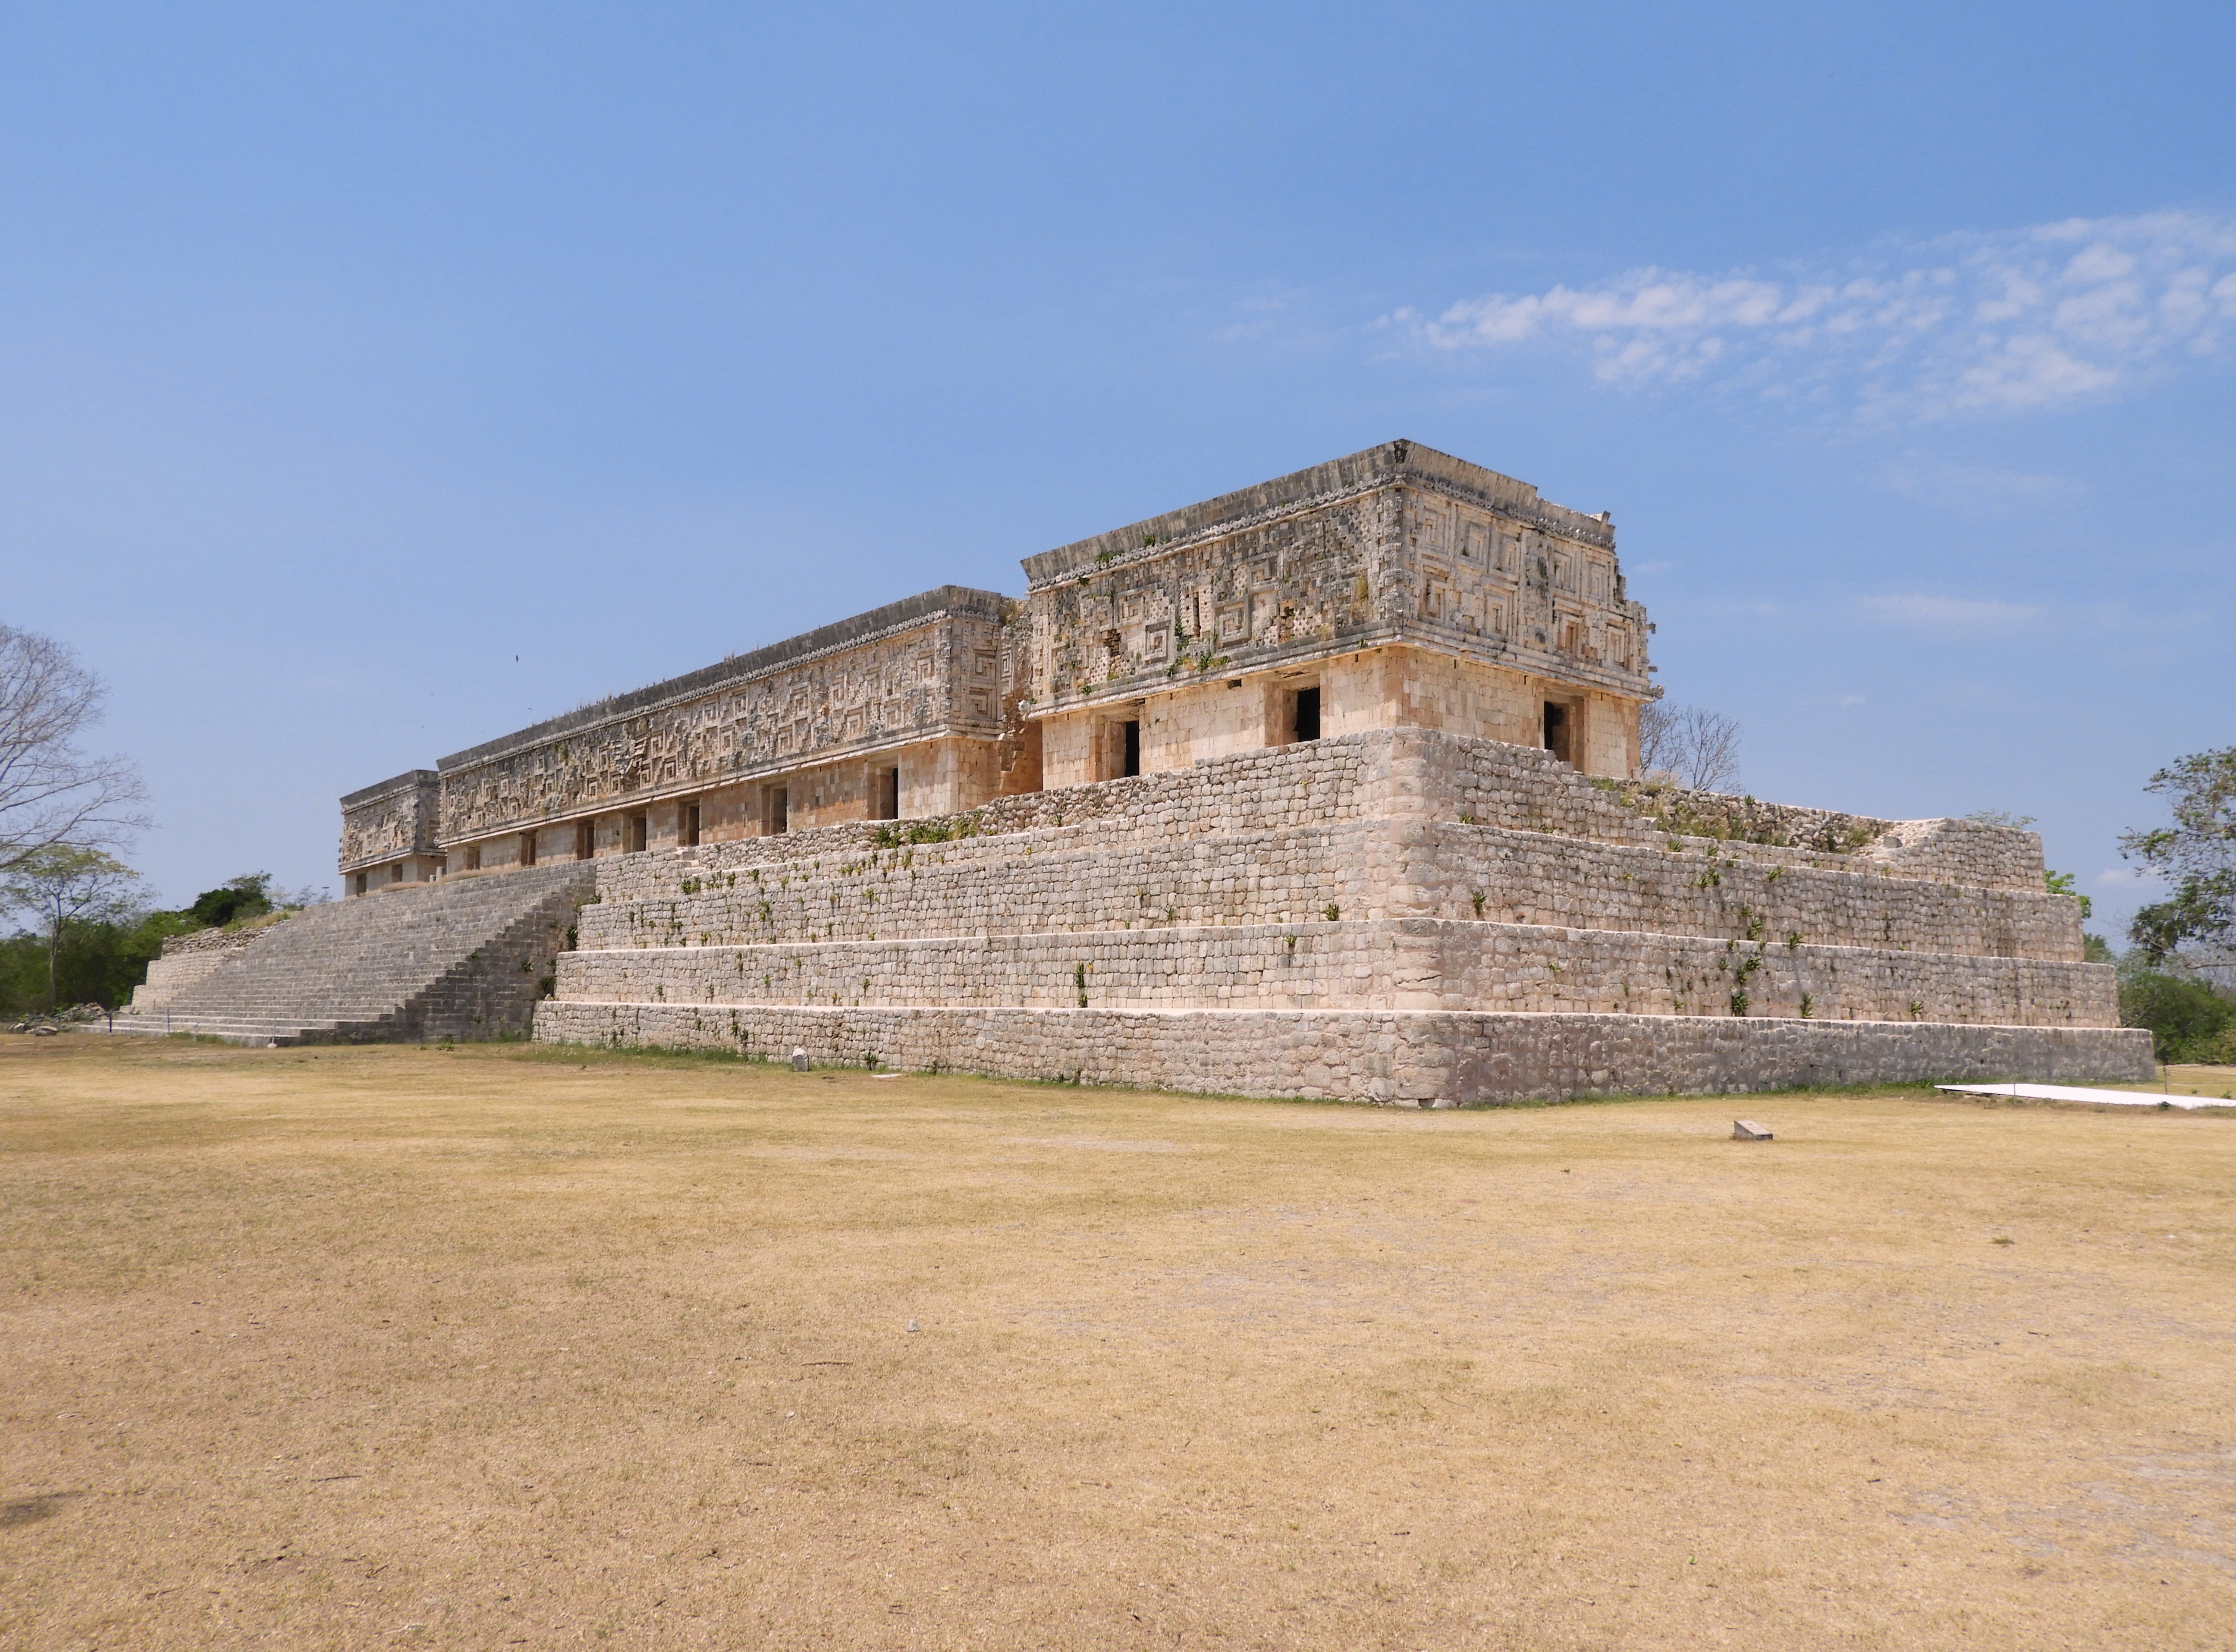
<box><xmin>127</xmin><ymin>862</ymin><xmax>594</xmax><ymax>1043</ymax></box>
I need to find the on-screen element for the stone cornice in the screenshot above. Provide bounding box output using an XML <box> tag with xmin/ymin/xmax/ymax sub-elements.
<box><xmin>1022</xmin><ymin>439</ymin><xmax>1614</xmax><ymax>590</ymax></box>
<box><xmin>436</xmin><ymin>589</ymin><xmax>1007</xmax><ymax>776</ymax></box>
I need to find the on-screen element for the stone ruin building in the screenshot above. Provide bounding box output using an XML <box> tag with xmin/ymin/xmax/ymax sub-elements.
<box><xmin>121</xmin><ymin>440</ymin><xmax>2151</xmax><ymax>1100</ymax></box>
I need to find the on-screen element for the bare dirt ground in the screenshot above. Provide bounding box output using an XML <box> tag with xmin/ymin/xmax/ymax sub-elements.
<box><xmin>3</xmin><ymin>1037</ymin><xmax>2231</xmax><ymax>1651</ymax></box>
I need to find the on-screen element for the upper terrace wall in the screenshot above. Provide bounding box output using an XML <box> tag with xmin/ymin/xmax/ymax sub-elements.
<box><xmin>569</xmin><ymin>730</ymin><xmax>2082</xmax><ymax>962</ymax></box>
<box><xmin>556</xmin><ymin>728</ymin><xmax>2050</xmax><ymax>898</ymax></box>
<box><xmin>434</xmin><ymin>587</ymin><xmax>1014</xmax><ymax>845</ymax></box>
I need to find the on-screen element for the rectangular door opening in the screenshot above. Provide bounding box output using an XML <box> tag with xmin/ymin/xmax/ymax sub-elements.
<box><xmin>1543</xmin><ymin>701</ymin><xmax>1572</xmax><ymax>766</ymax></box>
<box><xmin>679</xmin><ymin>801</ymin><xmax>701</xmax><ymax>847</ymax></box>
<box><xmin>625</xmin><ymin>813</ymin><xmax>647</xmax><ymax>853</ymax></box>
<box><xmin>520</xmin><ymin>831</ymin><xmax>538</xmax><ymax>867</ymax></box>
<box><xmin>1292</xmin><ymin>686</ymin><xmax>1321</xmax><ymax>743</ymax></box>
<box><xmin>1121</xmin><ymin>719</ymin><xmax>1141</xmax><ymax>778</ymax></box>
<box><xmin>575</xmin><ymin>819</ymin><xmax>595</xmax><ymax>861</ymax></box>
<box><xmin>872</xmin><ymin>766</ymin><xmax>900</xmax><ymax>820</ymax></box>
<box><xmin>766</xmin><ymin>789</ymin><xmax>788</xmax><ymax>835</ymax></box>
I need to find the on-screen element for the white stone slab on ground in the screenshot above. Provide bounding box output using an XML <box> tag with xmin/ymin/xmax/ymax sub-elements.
<box><xmin>1936</xmin><ymin>1082</ymin><xmax>2227</xmax><ymax>1111</ymax></box>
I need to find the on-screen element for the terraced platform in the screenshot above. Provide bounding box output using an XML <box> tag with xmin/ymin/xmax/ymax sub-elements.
<box><xmin>532</xmin><ymin>729</ymin><xmax>2153</xmax><ymax>1104</ymax></box>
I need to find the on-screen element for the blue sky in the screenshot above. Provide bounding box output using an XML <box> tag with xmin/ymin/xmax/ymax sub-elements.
<box><xmin>3</xmin><ymin>2</ymin><xmax>2229</xmax><ymax>935</ymax></box>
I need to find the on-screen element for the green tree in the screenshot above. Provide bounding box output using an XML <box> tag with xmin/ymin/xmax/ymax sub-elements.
<box><xmin>0</xmin><ymin>845</ymin><xmax>144</xmax><ymax>1008</ymax></box>
<box><xmin>2121</xmin><ymin>746</ymin><xmax>2236</xmax><ymax>961</ymax></box>
<box><xmin>2117</xmin><ymin>967</ymin><xmax>2235</xmax><ymax>1064</ymax></box>
<box><xmin>186</xmin><ymin>872</ymin><xmax>275</xmax><ymax>929</ymax></box>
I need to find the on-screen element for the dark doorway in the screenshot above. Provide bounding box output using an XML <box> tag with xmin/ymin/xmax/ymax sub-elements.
<box><xmin>766</xmin><ymin>789</ymin><xmax>788</xmax><ymax>835</ymax></box>
<box><xmin>520</xmin><ymin>831</ymin><xmax>538</xmax><ymax>867</ymax></box>
<box><xmin>872</xmin><ymin>766</ymin><xmax>900</xmax><ymax>820</ymax></box>
<box><xmin>1293</xmin><ymin>686</ymin><xmax>1322</xmax><ymax>743</ymax></box>
<box><xmin>680</xmin><ymin>801</ymin><xmax>701</xmax><ymax>847</ymax></box>
<box><xmin>575</xmin><ymin>820</ymin><xmax>595</xmax><ymax>861</ymax></box>
<box><xmin>354</xmin><ymin>872</ymin><xmax>367</xmax><ymax>896</ymax></box>
<box><xmin>1121</xmin><ymin>720</ymin><xmax>1141</xmax><ymax>778</ymax></box>
<box><xmin>625</xmin><ymin>813</ymin><xmax>648</xmax><ymax>853</ymax></box>
<box><xmin>1543</xmin><ymin>701</ymin><xmax>1572</xmax><ymax>765</ymax></box>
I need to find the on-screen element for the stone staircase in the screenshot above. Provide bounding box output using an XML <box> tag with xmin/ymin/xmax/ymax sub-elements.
<box><xmin>110</xmin><ymin>863</ymin><xmax>596</xmax><ymax>1045</ymax></box>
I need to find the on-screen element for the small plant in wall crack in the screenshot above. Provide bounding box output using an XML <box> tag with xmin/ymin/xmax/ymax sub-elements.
<box><xmin>1323</xmin><ymin>902</ymin><xmax>1341</xmax><ymax>923</ymax></box>
<box><xmin>1471</xmin><ymin>889</ymin><xmax>1487</xmax><ymax>917</ymax></box>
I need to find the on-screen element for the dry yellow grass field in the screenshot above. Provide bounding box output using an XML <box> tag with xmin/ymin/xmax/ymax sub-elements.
<box><xmin>4</xmin><ymin>1036</ymin><xmax>2232</xmax><ymax>1651</ymax></box>
<box><xmin>2103</xmin><ymin>1062</ymin><xmax>2236</xmax><ymax>1102</ymax></box>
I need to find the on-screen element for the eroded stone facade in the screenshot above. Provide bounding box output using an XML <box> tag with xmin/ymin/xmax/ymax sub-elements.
<box><xmin>339</xmin><ymin>442</ymin><xmax>1652</xmax><ymax>890</ymax></box>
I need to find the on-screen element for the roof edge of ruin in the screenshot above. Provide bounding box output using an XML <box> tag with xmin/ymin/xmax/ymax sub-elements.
<box><xmin>1020</xmin><ymin>440</ymin><xmax>1611</xmax><ymax>587</ymax></box>
<box><xmin>340</xmin><ymin>769</ymin><xmax>440</xmax><ymax>809</ymax></box>
<box><xmin>433</xmin><ymin>584</ymin><xmax>1010</xmax><ymax>774</ymax></box>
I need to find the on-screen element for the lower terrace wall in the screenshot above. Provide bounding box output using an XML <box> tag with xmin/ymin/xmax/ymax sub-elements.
<box><xmin>532</xmin><ymin>1002</ymin><xmax>2154</xmax><ymax>1105</ymax></box>
<box><xmin>554</xmin><ymin>918</ymin><xmax>2117</xmax><ymax>1026</ymax></box>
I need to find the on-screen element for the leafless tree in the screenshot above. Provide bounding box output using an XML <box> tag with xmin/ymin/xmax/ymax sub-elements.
<box><xmin>1638</xmin><ymin>701</ymin><xmax>1742</xmax><ymax>792</ymax></box>
<box><xmin>0</xmin><ymin>623</ymin><xmax>151</xmax><ymax>873</ymax></box>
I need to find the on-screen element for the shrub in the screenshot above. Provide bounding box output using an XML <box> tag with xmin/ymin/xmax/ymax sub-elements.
<box><xmin>2117</xmin><ymin>970</ymin><xmax>2235</xmax><ymax>1063</ymax></box>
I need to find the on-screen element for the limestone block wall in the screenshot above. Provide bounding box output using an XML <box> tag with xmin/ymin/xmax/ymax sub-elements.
<box><xmin>126</xmin><ymin>925</ymin><xmax>264</xmax><ymax>1012</ymax></box>
<box><xmin>575</xmin><ymin>822</ymin><xmax>1398</xmax><ymax>950</ymax></box>
<box><xmin>555</xmin><ymin>917</ymin><xmax>2114</xmax><ymax>1027</ymax></box>
<box><xmin>535</xmin><ymin>1001</ymin><xmax>2151</xmax><ymax>1104</ymax></box>
<box><xmin>569</xmin><ymin>807</ymin><xmax>2078</xmax><ymax>963</ymax></box>
<box><xmin>1405</xmin><ymin>825</ymin><xmax>2083</xmax><ymax>961</ymax></box>
<box><xmin>534</xmin><ymin>719</ymin><xmax>2130</xmax><ymax>1100</ymax></box>
<box><xmin>1428</xmin><ymin>733</ymin><xmax>2047</xmax><ymax>893</ymax></box>
<box><xmin>1321</xmin><ymin>650</ymin><xmax>1636</xmax><ymax>779</ymax></box>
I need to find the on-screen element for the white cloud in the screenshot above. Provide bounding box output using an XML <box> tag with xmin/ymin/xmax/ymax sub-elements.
<box><xmin>2093</xmin><ymin>865</ymin><xmax>2162</xmax><ymax>890</ymax></box>
<box><xmin>1878</xmin><ymin>454</ymin><xmax>2085</xmax><ymax>516</ymax></box>
<box><xmin>1837</xmin><ymin>693</ymin><xmax>1867</xmax><ymax>707</ymax></box>
<box><xmin>1393</xmin><ymin>211</ymin><xmax>2236</xmax><ymax>420</ymax></box>
<box><xmin>1857</xmin><ymin>593</ymin><xmax>2047</xmax><ymax>631</ymax></box>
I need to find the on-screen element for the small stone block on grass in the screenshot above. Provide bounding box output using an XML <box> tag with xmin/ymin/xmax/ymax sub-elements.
<box><xmin>1733</xmin><ymin>1119</ymin><xmax>1773</xmax><ymax>1140</ymax></box>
